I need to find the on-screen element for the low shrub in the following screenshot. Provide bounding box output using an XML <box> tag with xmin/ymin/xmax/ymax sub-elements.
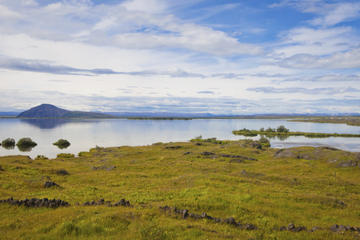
<box><xmin>259</xmin><ymin>136</ymin><xmax>271</xmax><ymax>148</ymax></box>
<box><xmin>57</xmin><ymin>153</ymin><xmax>75</xmax><ymax>158</ymax></box>
<box><xmin>35</xmin><ymin>155</ymin><xmax>48</xmax><ymax>160</ymax></box>
<box><xmin>16</xmin><ymin>138</ymin><xmax>37</xmax><ymax>148</ymax></box>
<box><xmin>1</xmin><ymin>138</ymin><xmax>15</xmax><ymax>149</ymax></box>
<box><xmin>53</xmin><ymin>139</ymin><xmax>71</xmax><ymax>149</ymax></box>
<box><xmin>16</xmin><ymin>138</ymin><xmax>37</xmax><ymax>151</ymax></box>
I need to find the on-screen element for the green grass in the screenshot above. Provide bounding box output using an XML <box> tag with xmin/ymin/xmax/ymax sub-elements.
<box><xmin>0</xmin><ymin>140</ymin><xmax>359</xmax><ymax>239</ymax></box>
<box><xmin>233</xmin><ymin>128</ymin><xmax>360</xmax><ymax>138</ymax></box>
<box><xmin>289</xmin><ymin>116</ymin><xmax>360</xmax><ymax>126</ymax></box>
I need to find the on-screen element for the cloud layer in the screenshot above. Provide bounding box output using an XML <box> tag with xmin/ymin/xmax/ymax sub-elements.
<box><xmin>0</xmin><ymin>0</ymin><xmax>359</xmax><ymax>114</ymax></box>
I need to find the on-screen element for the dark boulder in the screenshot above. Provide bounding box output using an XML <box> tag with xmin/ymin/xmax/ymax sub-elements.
<box><xmin>44</xmin><ymin>181</ymin><xmax>59</xmax><ymax>188</ymax></box>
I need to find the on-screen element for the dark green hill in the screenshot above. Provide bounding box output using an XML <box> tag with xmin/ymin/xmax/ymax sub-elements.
<box><xmin>17</xmin><ymin>104</ymin><xmax>113</xmax><ymax>119</ymax></box>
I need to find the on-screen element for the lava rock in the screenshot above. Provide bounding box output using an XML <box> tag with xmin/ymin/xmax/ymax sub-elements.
<box><xmin>44</xmin><ymin>181</ymin><xmax>59</xmax><ymax>188</ymax></box>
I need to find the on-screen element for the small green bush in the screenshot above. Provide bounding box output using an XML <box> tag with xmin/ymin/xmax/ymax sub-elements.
<box><xmin>1</xmin><ymin>138</ymin><xmax>15</xmax><ymax>149</ymax></box>
<box><xmin>16</xmin><ymin>138</ymin><xmax>37</xmax><ymax>151</ymax></box>
<box><xmin>53</xmin><ymin>139</ymin><xmax>71</xmax><ymax>149</ymax></box>
<box><xmin>57</xmin><ymin>153</ymin><xmax>75</xmax><ymax>158</ymax></box>
<box><xmin>265</xmin><ymin>127</ymin><xmax>275</xmax><ymax>132</ymax></box>
<box><xmin>259</xmin><ymin>136</ymin><xmax>271</xmax><ymax>148</ymax></box>
<box><xmin>16</xmin><ymin>138</ymin><xmax>37</xmax><ymax>147</ymax></box>
<box><xmin>35</xmin><ymin>155</ymin><xmax>48</xmax><ymax>160</ymax></box>
<box><xmin>277</xmin><ymin>125</ymin><xmax>289</xmax><ymax>133</ymax></box>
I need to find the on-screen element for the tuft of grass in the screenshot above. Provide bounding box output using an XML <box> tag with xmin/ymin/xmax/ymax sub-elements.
<box><xmin>56</xmin><ymin>153</ymin><xmax>75</xmax><ymax>158</ymax></box>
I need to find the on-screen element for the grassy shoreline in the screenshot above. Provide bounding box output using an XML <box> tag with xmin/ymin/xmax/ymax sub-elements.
<box><xmin>288</xmin><ymin>117</ymin><xmax>360</xmax><ymax>126</ymax></box>
<box><xmin>233</xmin><ymin>128</ymin><xmax>360</xmax><ymax>138</ymax></box>
<box><xmin>0</xmin><ymin>139</ymin><xmax>360</xmax><ymax>239</ymax></box>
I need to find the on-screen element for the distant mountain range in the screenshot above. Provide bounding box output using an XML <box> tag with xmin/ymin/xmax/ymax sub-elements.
<box><xmin>17</xmin><ymin>104</ymin><xmax>114</xmax><ymax>119</ymax></box>
<box><xmin>0</xmin><ymin>104</ymin><xmax>359</xmax><ymax>119</ymax></box>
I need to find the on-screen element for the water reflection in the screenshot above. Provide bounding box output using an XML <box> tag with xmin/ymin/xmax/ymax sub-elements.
<box><xmin>20</xmin><ymin>118</ymin><xmax>100</xmax><ymax>129</ymax></box>
<box><xmin>0</xmin><ymin>118</ymin><xmax>359</xmax><ymax>158</ymax></box>
<box><xmin>17</xmin><ymin>145</ymin><xmax>36</xmax><ymax>152</ymax></box>
<box><xmin>21</xmin><ymin>118</ymin><xmax>69</xmax><ymax>129</ymax></box>
<box><xmin>260</xmin><ymin>134</ymin><xmax>290</xmax><ymax>141</ymax></box>
<box><xmin>2</xmin><ymin>145</ymin><xmax>15</xmax><ymax>150</ymax></box>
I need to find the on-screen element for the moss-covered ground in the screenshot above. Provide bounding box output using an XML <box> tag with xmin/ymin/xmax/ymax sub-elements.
<box><xmin>0</xmin><ymin>139</ymin><xmax>359</xmax><ymax>239</ymax></box>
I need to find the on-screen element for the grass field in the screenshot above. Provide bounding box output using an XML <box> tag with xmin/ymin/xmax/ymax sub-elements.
<box><xmin>289</xmin><ymin>116</ymin><xmax>360</xmax><ymax>126</ymax></box>
<box><xmin>232</xmin><ymin>128</ymin><xmax>360</xmax><ymax>138</ymax></box>
<box><xmin>0</xmin><ymin>138</ymin><xmax>359</xmax><ymax>239</ymax></box>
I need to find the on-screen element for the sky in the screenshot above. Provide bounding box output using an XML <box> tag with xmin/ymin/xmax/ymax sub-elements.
<box><xmin>0</xmin><ymin>0</ymin><xmax>359</xmax><ymax>114</ymax></box>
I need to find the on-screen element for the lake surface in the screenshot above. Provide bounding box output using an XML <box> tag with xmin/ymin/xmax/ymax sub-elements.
<box><xmin>0</xmin><ymin>118</ymin><xmax>359</xmax><ymax>158</ymax></box>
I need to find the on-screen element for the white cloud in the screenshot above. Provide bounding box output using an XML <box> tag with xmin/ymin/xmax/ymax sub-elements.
<box><xmin>0</xmin><ymin>4</ymin><xmax>21</xmax><ymax>18</ymax></box>
<box><xmin>122</xmin><ymin>0</ymin><xmax>167</xmax><ymax>14</ymax></box>
<box><xmin>279</xmin><ymin>48</ymin><xmax>360</xmax><ymax>69</ymax></box>
<box><xmin>310</xmin><ymin>2</ymin><xmax>360</xmax><ymax>27</ymax></box>
<box><xmin>271</xmin><ymin>0</ymin><xmax>360</xmax><ymax>27</ymax></box>
<box><xmin>274</xmin><ymin>27</ymin><xmax>357</xmax><ymax>57</ymax></box>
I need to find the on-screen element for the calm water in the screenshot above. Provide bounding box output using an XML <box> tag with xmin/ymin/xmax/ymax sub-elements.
<box><xmin>0</xmin><ymin>118</ymin><xmax>359</xmax><ymax>158</ymax></box>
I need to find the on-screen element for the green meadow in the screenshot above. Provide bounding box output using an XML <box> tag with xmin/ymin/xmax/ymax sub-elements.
<box><xmin>0</xmin><ymin>139</ymin><xmax>359</xmax><ymax>239</ymax></box>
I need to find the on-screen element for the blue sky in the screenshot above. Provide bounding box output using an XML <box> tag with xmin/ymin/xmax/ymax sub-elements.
<box><xmin>0</xmin><ymin>0</ymin><xmax>359</xmax><ymax>114</ymax></box>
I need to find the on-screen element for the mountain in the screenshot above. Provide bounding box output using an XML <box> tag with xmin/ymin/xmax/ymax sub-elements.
<box><xmin>17</xmin><ymin>104</ymin><xmax>114</xmax><ymax>119</ymax></box>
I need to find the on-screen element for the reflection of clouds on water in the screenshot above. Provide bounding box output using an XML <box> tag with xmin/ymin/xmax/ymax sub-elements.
<box><xmin>0</xmin><ymin>118</ymin><xmax>359</xmax><ymax>158</ymax></box>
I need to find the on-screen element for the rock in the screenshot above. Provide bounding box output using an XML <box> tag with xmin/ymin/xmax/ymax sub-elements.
<box><xmin>114</xmin><ymin>198</ymin><xmax>130</xmax><ymax>207</ymax></box>
<box><xmin>244</xmin><ymin>224</ymin><xmax>257</xmax><ymax>230</ymax></box>
<box><xmin>337</xmin><ymin>161</ymin><xmax>358</xmax><ymax>167</ymax></box>
<box><xmin>44</xmin><ymin>181</ymin><xmax>59</xmax><ymax>188</ymax></box>
<box><xmin>0</xmin><ymin>197</ymin><xmax>69</xmax><ymax>208</ymax></box>
<box><xmin>56</xmin><ymin>169</ymin><xmax>69</xmax><ymax>175</ymax></box>
<box><xmin>106</xmin><ymin>166</ymin><xmax>116</xmax><ymax>171</ymax></box>
<box><xmin>250</xmin><ymin>142</ymin><xmax>262</xmax><ymax>149</ymax></box>
<box><xmin>201</xmin><ymin>212</ymin><xmax>213</xmax><ymax>220</ymax></box>
<box><xmin>229</xmin><ymin>159</ymin><xmax>244</xmax><ymax>163</ymax></box>
<box><xmin>165</xmin><ymin>146</ymin><xmax>182</xmax><ymax>150</ymax></box>
<box><xmin>182</xmin><ymin>209</ymin><xmax>189</xmax><ymax>219</ymax></box>
<box><xmin>160</xmin><ymin>205</ymin><xmax>171</xmax><ymax>212</ymax></box>
<box><xmin>223</xmin><ymin>217</ymin><xmax>236</xmax><ymax>225</ymax></box>
<box><xmin>221</xmin><ymin>154</ymin><xmax>257</xmax><ymax>161</ymax></box>
<box><xmin>279</xmin><ymin>226</ymin><xmax>287</xmax><ymax>231</ymax></box>
<box><xmin>201</xmin><ymin>152</ymin><xmax>215</xmax><ymax>156</ymax></box>
<box><xmin>310</xmin><ymin>226</ymin><xmax>320</xmax><ymax>232</ymax></box>
<box><xmin>287</xmin><ymin>223</ymin><xmax>295</xmax><ymax>231</ymax></box>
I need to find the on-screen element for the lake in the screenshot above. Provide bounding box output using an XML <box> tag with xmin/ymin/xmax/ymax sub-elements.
<box><xmin>0</xmin><ymin>118</ymin><xmax>359</xmax><ymax>158</ymax></box>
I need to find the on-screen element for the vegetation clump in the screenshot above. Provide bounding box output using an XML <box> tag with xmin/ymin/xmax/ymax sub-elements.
<box><xmin>35</xmin><ymin>155</ymin><xmax>48</xmax><ymax>160</ymax></box>
<box><xmin>190</xmin><ymin>137</ymin><xmax>225</xmax><ymax>144</ymax></box>
<box><xmin>1</xmin><ymin>138</ymin><xmax>15</xmax><ymax>149</ymax></box>
<box><xmin>276</xmin><ymin>125</ymin><xmax>289</xmax><ymax>133</ymax></box>
<box><xmin>233</xmin><ymin>126</ymin><xmax>360</xmax><ymax>138</ymax></box>
<box><xmin>53</xmin><ymin>139</ymin><xmax>71</xmax><ymax>149</ymax></box>
<box><xmin>259</xmin><ymin>136</ymin><xmax>271</xmax><ymax>148</ymax></box>
<box><xmin>16</xmin><ymin>138</ymin><xmax>37</xmax><ymax>151</ymax></box>
<box><xmin>57</xmin><ymin>153</ymin><xmax>75</xmax><ymax>158</ymax></box>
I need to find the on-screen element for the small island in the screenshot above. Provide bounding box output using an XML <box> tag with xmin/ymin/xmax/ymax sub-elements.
<box><xmin>233</xmin><ymin>125</ymin><xmax>360</xmax><ymax>138</ymax></box>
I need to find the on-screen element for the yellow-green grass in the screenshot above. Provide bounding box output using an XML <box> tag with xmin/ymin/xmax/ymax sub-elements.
<box><xmin>233</xmin><ymin>129</ymin><xmax>360</xmax><ymax>138</ymax></box>
<box><xmin>289</xmin><ymin>116</ymin><xmax>360</xmax><ymax>126</ymax></box>
<box><xmin>0</xmin><ymin>140</ymin><xmax>359</xmax><ymax>239</ymax></box>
